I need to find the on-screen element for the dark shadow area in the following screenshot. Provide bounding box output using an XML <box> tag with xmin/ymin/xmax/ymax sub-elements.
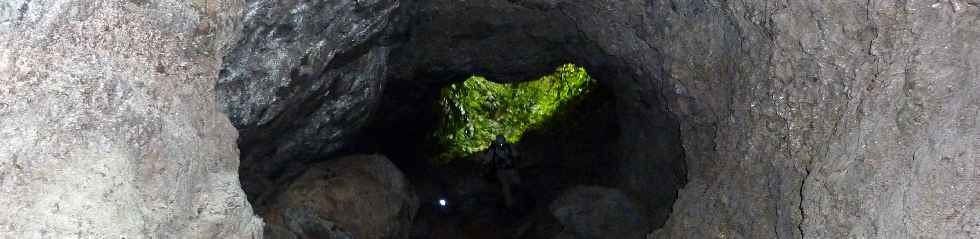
<box><xmin>349</xmin><ymin>74</ymin><xmax>668</xmax><ymax>238</ymax></box>
<box><xmin>222</xmin><ymin>1</ymin><xmax>689</xmax><ymax>238</ymax></box>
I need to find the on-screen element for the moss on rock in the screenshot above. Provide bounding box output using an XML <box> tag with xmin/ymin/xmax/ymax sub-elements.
<box><xmin>433</xmin><ymin>64</ymin><xmax>594</xmax><ymax>162</ymax></box>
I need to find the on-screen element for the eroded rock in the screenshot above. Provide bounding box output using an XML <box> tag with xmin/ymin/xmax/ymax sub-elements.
<box><xmin>222</xmin><ymin>0</ymin><xmax>980</xmax><ymax>238</ymax></box>
<box><xmin>0</xmin><ymin>0</ymin><xmax>262</xmax><ymax>238</ymax></box>
<box><xmin>263</xmin><ymin>154</ymin><xmax>418</xmax><ymax>239</ymax></box>
<box><xmin>217</xmin><ymin>0</ymin><xmax>401</xmax><ymax>202</ymax></box>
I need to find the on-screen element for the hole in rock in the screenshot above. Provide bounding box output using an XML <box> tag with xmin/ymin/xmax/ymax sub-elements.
<box><xmin>217</xmin><ymin>2</ymin><xmax>691</xmax><ymax>238</ymax></box>
<box><xmin>339</xmin><ymin>64</ymin><xmax>687</xmax><ymax>239</ymax></box>
<box><xmin>226</xmin><ymin>62</ymin><xmax>688</xmax><ymax>238</ymax></box>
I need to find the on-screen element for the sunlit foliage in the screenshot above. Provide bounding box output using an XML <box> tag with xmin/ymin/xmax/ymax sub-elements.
<box><xmin>433</xmin><ymin>64</ymin><xmax>594</xmax><ymax>162</ymax></box>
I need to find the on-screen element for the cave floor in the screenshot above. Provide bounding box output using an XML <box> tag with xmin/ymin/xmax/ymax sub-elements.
<box><xmin>403</xmin><ymin>152</ymin><xmax>586</xmax><ymax>239</ymax></box>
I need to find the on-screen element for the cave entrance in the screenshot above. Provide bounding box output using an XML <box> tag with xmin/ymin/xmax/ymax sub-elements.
<box><xmin>354</xmin><ymin>64</ymin><xmax>642</xmax><ymax>239</ymax></box>
<box><xmin>222</xmin><ymin>1</ymin><xmax>689</xmax><ymax>237</ymax></box>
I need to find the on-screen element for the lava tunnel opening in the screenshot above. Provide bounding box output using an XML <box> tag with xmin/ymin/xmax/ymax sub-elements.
<box><xmin>217</xmin><ymin>1</ymin><xmax>689</xmax><ymax>238</ymax></box>
<box><xmin>340</xmin><ymin>64</ymin><xmax>688</xmax><ymax>239</ymax></box>
<box><xmin>6</xmin><ymin>0</ymin><xmax>975</xmax><ymax>238</ymax></box>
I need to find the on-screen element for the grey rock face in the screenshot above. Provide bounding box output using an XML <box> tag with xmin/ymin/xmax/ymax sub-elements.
<box><xmin>263</xmin><ymin>154</ymin><xmax>418</xmax><ymax>239</ymax></box>
<box><xmin>386</xmin><ymin>0</ymin><xmax>585</xmax><ymax>83</ymax></box>
<box><xmin>0</xmin><ymin>0</ymin><xmax>262</xmax><ymax>238</ymax></box>
<box><xmin>550</xmin><ymin>186</ymin><xmax>650</xmax><ymax>239</ymax></box>
<box><xmin>647</xmin><ymin>1</ymin><xmax>980</xmax><ymax>238</ymax></box>
<box><xmin>218</xmin><ymin>0</ymin><xmax>401</xmax><ymax>201</ymax></box>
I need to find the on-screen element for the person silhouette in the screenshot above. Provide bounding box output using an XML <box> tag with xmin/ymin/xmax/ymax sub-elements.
<box><xmin>485</xmin><ymin>135</ymin><xmax>521</xmax><ymax>209</ymax></box>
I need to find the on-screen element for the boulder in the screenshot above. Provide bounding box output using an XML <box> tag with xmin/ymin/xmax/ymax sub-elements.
<box><xmin>550</xmin><ymin>186</ymin><xmax>649</xmax><ymax>239</ymax></box>
<box><xmin>0</xmin><ymin>0</ymin><xmax>262</xmax><ymax>238</ymax></box>
<box><xmin>217</xmin><ymin>0</ymin><xmax>402</xmax><ymax>201</ymax></box>
<box><xmin>649</xmin><ymin>1</ymin><xmax>980</xmax><ymax>238</ymax></box>
<box><xmin>264</xmin><ymin>155</ymin><xmax>418</xmax><ymax>239</ymax></box>
<box><xmin>263</xmin><ymin>208</ymin><xmax>353</xmax><ymax>239</ymax></box>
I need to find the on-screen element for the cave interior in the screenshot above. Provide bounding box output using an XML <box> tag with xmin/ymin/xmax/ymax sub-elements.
<box><xmin>228</xmin><ymin>1</ymin><xmax>688</xmax><ymax>238</ymax></box>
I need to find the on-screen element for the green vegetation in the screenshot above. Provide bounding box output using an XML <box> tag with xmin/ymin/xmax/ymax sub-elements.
<box><xmin>433</xmin><ymin>64</ymin><xmax>595</xmax><ymax>162</ymax></box>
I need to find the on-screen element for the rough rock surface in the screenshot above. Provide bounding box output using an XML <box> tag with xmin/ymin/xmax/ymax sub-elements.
<box><xmin>263</xmin><ymin>208</ymin><xmax>354</xmax><ymax>239</ymax></box>
<box><xmin>0</xmin><ymin>0</ymin><xmax>262</xmax><ymax>238</ymax></box>
<box><xmin>263</xmin><ymin>154</ymin><xmax>418</xmax><ymax>239</ymax></box>
<box><xmin>217</xmin><ymin>0</ymin><xmax>401</xmax><ymax>202</ymax></box>
<box><xmin>550</xmin><ymin>186</ymin><xmax>650</xmax><ymax>239</ymax></box>
<box><xmin>648</xmin><ymin>1</ymin><xmax>980</xmax><ymax>238</ymax></box>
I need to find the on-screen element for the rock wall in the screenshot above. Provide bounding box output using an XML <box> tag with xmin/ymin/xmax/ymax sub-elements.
<box><xmin>216</xmin><ymin>0</ymin><xmax>979</xmax><ymax>238</ymax></box>
<box><xmin>0</xmin><ymin>0</ymin><xmax>262</xmax><ymax>238</ymax></box>
<box><xmin>647</xmin><ymin>0</ymin><xmax>980</xmax><ymax>238</ymax></box>
<box><xmin>217</xmin><ymin>0</ymin><xmax>401</xmax><ymax>202</ymax></box>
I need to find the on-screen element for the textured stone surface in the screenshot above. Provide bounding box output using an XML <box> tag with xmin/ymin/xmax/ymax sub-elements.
<box><xmin>217</xmin><ymin>0</ymin><xmax>401</xmax><ymax>202</ymax></box>
<box><xmin>263</xmin><ymin>207</ymin><xmax>354</xmax><ymax>239</ymax></box>
<box><xmin>550</xmin><ymin>186</ymin><xmax>650</xmax><ymax>239</ymax></box>
<box><xmin>385</xmin><ymin>0</ymin><xmax>583</xmax><ymax>83</ymax></box>
<box><xmin>0</xmin><ymin>0</ymin><xmax>262</xmax><ymax>238</ymax></box>
<box><xmin>648</xmin><ymin>1</ymin><xmax>980</xmax><ymax>238</ymax></box>
<box><xmin>263</xmin><ymin>155</ymin><xmax>418</xmax><ymax>239</ymax></box>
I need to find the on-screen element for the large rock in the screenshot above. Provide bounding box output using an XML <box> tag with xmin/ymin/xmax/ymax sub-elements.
<box><xmin>0</xmin><ymin>0</ymin><xmax>262</xmax><ymax>238</ymax></box>
<box><xmin>550</xmin><ymin>186</ymin><xmax>650</xmax><ymax>239</ymax></box>
<box><xmin>263</xmin><ymin>208</ymin><xmax>354</xmax><ymax>239</ymax></box>
<box><xmin>217</xmin><ymin>0</ymin><xmax>402</xmax><ymax>202</ymax></box>
<box><xmin>263</xmin><ymin>154</ymin><xmax>418</xmax><ymax>239</ymax></box>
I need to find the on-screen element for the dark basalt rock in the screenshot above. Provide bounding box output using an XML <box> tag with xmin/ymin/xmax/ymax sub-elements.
<box><xmin>217</xmin><ymin>0</ymin><xmax>401</xmax><ymax>202</ymax></box>
<box><xmin>551</xmin><ymin>186</ymin><xmax>650</xmax><ymax>239</ymax></box>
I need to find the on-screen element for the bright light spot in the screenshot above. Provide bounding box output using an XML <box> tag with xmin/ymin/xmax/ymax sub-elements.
<box><xmin>438</xmin><ymin>198</ymin><xmax>448</xmax><ymax>207</ymax></box>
